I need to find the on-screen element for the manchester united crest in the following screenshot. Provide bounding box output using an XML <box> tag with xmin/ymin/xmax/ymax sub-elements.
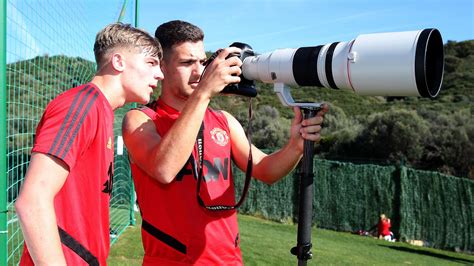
<box><xmin>210</xmin><ymin>127</ymin><xmax>229</xmax><ymax>146</ymax></box>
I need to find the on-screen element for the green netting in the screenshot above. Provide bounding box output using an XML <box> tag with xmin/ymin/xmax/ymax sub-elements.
<box><xmin>399</xmin><ymin>168</ymin><xmax>474</xmax><ymax>250</ymax></box>
<box><xmin>235</xmin><ymin>158</ymin><xmax>473</xmax><ymax>252</ymax></box>
<box><xmin>235</xmin><ymin>169</ymin><xmax>295</xmax><ymax>223</ymax></box>
<box><xmin>312</xmin><ymin>160</ymin><xmax>397</xmax><ymax>233</ymax></box>
<box><xmin>2</xmin><ymin>1</ymin><xmax>138</xmax><ymax>265</ymax></box>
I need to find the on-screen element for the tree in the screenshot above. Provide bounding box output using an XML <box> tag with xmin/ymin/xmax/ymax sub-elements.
<box><xmin>419</xmin><ymin>108</ymin><xmax>474</xmax><ymax>178</ymax></box>
<box><xmin>235</xmin><ymin>105</ymin><xmax>290</xmax><ymax>149</ymax></box>
<box><xmin>326</xmin><ymin>108</ymin><xmax>430</xmax><ymax>164</ymax></box>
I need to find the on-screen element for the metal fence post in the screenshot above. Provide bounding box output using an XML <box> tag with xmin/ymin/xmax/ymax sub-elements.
<box><xmin>0</xmin><ymin>0</ymin><xmax>8</xmax><ymax>264</ymax></box>
<box><xmin>129</xmin><ymin>0</ymin><xmax>139</xmax><ymax>227</ymax></box>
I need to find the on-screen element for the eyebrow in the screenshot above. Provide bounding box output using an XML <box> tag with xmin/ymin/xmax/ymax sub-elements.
<box><xmin>146</xmin><ymin>56</ymin><xmax>160</xmax><ymax>62</ymax></box>
<box><xmin>179</xmin><ymin>56</ymin><xmax>206</xmax><ymax>63</ymax></box>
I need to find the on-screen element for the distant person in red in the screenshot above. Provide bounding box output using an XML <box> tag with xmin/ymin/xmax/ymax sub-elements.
<box><xmin>15</xmin><ymin>23</ymin><xmax>163</xmax><ymax>265</ymax></box>
<box><xmin>378</xmin><ymin>214</ymin><xmax>395</xmax><ymax>242</ymax></box>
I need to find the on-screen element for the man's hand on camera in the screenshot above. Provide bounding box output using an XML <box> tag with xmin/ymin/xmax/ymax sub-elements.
<box><xmin>196</xmin><ymin>47</ymin><xmax>242</xmax><ymax>98</ymax></box>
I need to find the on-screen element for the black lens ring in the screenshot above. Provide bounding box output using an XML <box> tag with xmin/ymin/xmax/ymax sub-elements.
<box><xmin>293</xmin><ymin>46</ymin><xmax>323</xmax><ymax>87</ymax></box>
<box><xmin>415</xmin><ymin>28</ymin><xmax>444</xmax><ymax>98</ymax></box>
<box><xmin>325</xmin><ymin>42</ymin><xmax>340</xmax><ymax>90</ymax></box>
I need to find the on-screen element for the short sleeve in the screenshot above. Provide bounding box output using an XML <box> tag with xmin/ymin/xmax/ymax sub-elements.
<box><xmin>32</xmin><ymin>89</ymin><xmax>100</xmax><ymax>170</ymax></box>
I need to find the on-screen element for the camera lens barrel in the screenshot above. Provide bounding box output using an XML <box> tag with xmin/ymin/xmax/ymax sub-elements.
<box><xmin>242</xmin><ymin>28</ymin><xmax>444</xmax><ymax>98</ymax></box>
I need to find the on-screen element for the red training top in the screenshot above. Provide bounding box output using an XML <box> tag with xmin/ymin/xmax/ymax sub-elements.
<box><xmin>20</xmin><ymin>83</ymin><xmax>114</xmax><ymax>266</ymax></box>
<box><xmin>131</xmin><ymin>99</ymin><xmax>242</xmax><ymax>265</ymax></box>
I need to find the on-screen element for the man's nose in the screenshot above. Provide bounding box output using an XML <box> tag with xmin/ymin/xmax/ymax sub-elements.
<box><xmin>193</xmin><ymin>62</ymin><xmax>204</xmax><ymax>76</ymax></box>
<box><xmin>155</xmin><ymin>67</ymin><xmax>164</xmax><ymax>80</ymax></box>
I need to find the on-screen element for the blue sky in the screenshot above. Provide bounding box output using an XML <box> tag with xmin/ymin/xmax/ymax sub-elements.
<box><xmin>137</xmin><ymin>0</ymin><xmax>473</xmax><ymax>54</ymax></box>
<box><xmin>5</xmin><ymin>0</ymin><xmax>473</xmax><ymax>63</ymax></box>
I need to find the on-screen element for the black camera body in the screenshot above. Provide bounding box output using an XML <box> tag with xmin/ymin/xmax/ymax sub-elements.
<box><xmin>207</xmin><ymin>42</ymin><xmax>258</xmax><ymax>97</ymax></box>
<box><xmin>221</xmin><ymin>42</ymin><xmax>258</xmax><ymax>97</ymax></box>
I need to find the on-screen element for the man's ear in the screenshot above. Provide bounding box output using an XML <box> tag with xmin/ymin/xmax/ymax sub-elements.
<box><xmin>111</xmin><ymin>52</ymin><xmax>126</xmax><ymax>72</ymax></box>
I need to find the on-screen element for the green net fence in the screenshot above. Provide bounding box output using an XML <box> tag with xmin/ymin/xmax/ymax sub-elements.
<box><xmin>1</xmin><ymin>0</ymin><xmax>138</xmax><ymax>265</ymax></box>
<box><xmin>399</xmin><ymin>169</ymin><xmax>474</xmax><ymax>251</ymax></box>
<box><xmin>235</xmin><ymin>159</ymin><xmax>474</xmax><ymax>252</ymax></box>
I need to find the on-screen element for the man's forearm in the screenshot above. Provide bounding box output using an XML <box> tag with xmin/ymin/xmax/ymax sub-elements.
<box><xmin>252</xmin><ymin>141</ymin><xmax>303</xmax><ymax>184</ymax></box>
<box><xmin>149</xmin><ymin>92</ymin><xmax>212</xmax><ymax>183</ymax></box>
<box><xmin>16</xmin><ymin>199</ymin><xmax>66</xmax><ymax>265</ymax></box>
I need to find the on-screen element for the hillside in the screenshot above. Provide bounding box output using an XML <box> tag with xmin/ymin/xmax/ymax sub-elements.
<box><xmin>6</xmin><ymin>40</ymin><xmax>473</xmax><ymax>178</ymax></box>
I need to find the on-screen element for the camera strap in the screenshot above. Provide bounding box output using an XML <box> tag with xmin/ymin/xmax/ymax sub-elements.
<box><xmin>195</xmin><ymin>98</ymin><xmax>253</xmax><ymax>211</ymax></box>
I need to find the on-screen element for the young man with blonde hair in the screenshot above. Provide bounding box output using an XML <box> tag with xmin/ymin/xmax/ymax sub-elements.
<box><xmin>16</xmin><ymin>22</ymin><xmax>163</xmax><ymax>265</ymax></box>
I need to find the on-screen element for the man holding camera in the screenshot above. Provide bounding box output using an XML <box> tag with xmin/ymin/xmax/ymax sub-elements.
<box><xmin>122</xmin><ymin>20</ymin><xmax>328</xmax><ymax>265</ymax></box>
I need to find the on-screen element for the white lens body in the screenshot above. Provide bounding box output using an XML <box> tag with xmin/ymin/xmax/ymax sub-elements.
<box><xmin>343</xmin><ymin>30</ymin><xmax>422</xmax><ymax>96</ymax></box>
<box><xmin>242</xmin><ymin>48</ymin><xmax>297</xmax><ymax>85</ymax></box>
<box><xmin>242</xmin><ymin>29</ymin><xmax>443</xmax><ymax>98</ymax></box>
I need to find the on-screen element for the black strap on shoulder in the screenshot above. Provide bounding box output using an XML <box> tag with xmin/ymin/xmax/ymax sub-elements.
<box><xmin>58</xmin><ymin>226</ymin><xmax>99</xmax><ymax>266</ymax></box>
<box><xmin>195</xmin><ymin>98</ymin><xmax>253</xmax><ymax>211</ymax></box>
<box><xmin>141</xmin><ymin>219</ymin><xmax>187</xmax><ymax>254</ymax></box>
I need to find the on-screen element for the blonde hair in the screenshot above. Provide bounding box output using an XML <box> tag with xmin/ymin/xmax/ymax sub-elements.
<box><xmin>94</xmin><ymin>22</ymin><xmax>162</xmax><ymax>69</ymax></box>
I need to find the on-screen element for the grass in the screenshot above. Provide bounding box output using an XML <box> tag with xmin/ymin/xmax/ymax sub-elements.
<box><xmin>108</xmin><ymin>214</ymin><xmax>474</xmax><ymax>265</ymax></box>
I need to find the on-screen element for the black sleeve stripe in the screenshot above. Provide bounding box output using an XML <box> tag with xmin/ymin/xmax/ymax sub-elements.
<box><xmin>53</xmin><ymin>88</ymin><xmax>97</xmax><ymax>159</ymax></box>
<box><xmin>59</xmin><ymin>91</ymin><xmax>99</xmax><ymax>159</ymax></box>
<box><xmin>49</xmin><ymin>85</ymin><xmax>99</xmax><ymax>160</ymax></box>
<box><xmin>48</xmin><ymin>84</ymin><xmax>93</xmax><ymax>156</ymax></box>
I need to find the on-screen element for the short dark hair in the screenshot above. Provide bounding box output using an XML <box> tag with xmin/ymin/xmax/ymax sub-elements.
<box><xmin>154</xmin><ymin>20</ymin><xmax>204</xmax><ymax>52</ymax></box>
<box><xmin>94</xmin><ymin>22</ymin><xmax>162</xmax><ymax>69</ymax></box>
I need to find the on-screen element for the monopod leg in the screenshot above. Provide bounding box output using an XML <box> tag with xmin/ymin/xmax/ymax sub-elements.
<box><xmin>291</xmin><ymin>106</ymin><xmax>319</xmax><ymax>266</ymax></box>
